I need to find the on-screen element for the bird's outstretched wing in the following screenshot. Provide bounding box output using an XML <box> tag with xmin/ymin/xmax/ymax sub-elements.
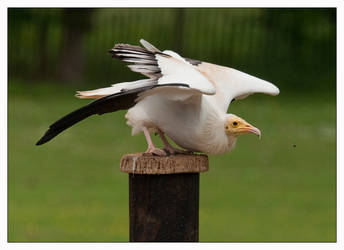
<box><xmin>77</xmin><ymin>39</ymin><xmax>215</xmax><ymax>99</ymax></box>
<box><xmin>113</xmin><ymin>39</ymin><xmax>216</xmax><ymax>96</ymax></box>
<box><xmin>109</xmin><ymin>39</ymin><xmax>279</xmax><ymax>113</ymax></box>
<box><xmin>193</xmin><ymin>62</ymin><xmax>280</xmax><ymax>112</ymax></box>
<box><xmin>36</xmin><ymin>83</ymin><xmax>190</xmax><ymax>145</ymax></box>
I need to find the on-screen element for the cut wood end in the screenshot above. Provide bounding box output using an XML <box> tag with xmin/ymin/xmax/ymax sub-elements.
<box><xmin>120</xmin><ymin>153</ymin><xmax>209</xmax><ymax>174</ymax></box>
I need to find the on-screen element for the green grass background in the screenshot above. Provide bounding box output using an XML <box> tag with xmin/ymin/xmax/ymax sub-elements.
<box><xmin>8</xmin><ymin>80</ymin><xmax>336</xmax><ymax>242</ymax></box>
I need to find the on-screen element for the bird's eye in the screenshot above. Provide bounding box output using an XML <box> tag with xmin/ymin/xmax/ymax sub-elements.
<box><xmin>233</xmin><ymin>121</ymin><xmax>238</xmax><ymax>126</ymax></box>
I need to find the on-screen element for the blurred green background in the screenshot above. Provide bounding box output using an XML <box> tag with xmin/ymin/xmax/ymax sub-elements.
<box><xmin>8</xmin><ymin>8</ymin><xmax>336</xmax><ymax>242</ymax></box>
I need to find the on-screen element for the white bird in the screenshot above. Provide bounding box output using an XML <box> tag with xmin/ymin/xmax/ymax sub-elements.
<box><xmin>36</xmin><ymin>39</ymin><xmax>279</xmax><ymax>155</ymax></box>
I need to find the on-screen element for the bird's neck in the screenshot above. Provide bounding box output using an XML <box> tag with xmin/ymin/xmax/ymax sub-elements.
<box><xmin>198</xmin><ymin>107</ymin><xmax>236</xmax><ymax>154</ymax></box>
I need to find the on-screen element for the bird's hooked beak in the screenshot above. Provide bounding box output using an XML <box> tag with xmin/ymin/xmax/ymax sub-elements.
<box><xmin>226</xmin><ymin>115</ymin><xmax>262</xmax><ymax>140</ymax></box>
<box><xmin>238</xmin><ymin>121</ymin><xmax>261</xmax><ymax>139</ymax></box>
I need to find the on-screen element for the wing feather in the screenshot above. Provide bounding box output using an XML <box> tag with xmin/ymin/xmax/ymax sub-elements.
<box><xmin>196</xmin><ymin>62</ymin><xmax>279</xmax><ymax>112</ymax></box>
<box><xmin>156</xmin><ymin>53</ymin><xmax>216</xmax><ymax>95</ymax></box>
<box><xmin>109</xmin><ymin>39</ymin><xmax>216</xmax><ymax>95</ymax></box>
<box><xmin>37</xmin><ymin>83</ymin><xmax>190</xmax><ymax>145</ymax></box>
<box><xmin>94</xmin><ymin>39</ymin><xmax>278</xmax><ymax>112</ymax></box>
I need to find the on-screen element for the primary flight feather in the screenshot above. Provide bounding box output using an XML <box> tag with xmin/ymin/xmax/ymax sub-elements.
<box><xmin>36</xmin><ymin>39</ymin><xmax>279</xmax><ymax>155</ymax></box>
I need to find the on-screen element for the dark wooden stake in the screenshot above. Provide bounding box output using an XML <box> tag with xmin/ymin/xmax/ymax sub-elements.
<box><xmin>120</xmin><ymin>153</ymin><xmax>209</xmax><ymax>242</ymax></box>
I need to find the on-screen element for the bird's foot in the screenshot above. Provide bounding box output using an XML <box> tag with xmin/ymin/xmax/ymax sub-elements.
<box><xmin>144</xmin><ymin>147</ymin><xmax>167</xmax><ymax>156</ymax></box>
<box><xmin>163</xmin><ymin>146</ymin><xmax>193</xmax><ymax>155</ymax></box>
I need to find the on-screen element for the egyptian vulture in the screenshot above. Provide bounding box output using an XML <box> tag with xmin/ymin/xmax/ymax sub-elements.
<box><xmin>36</xmin><ymin>39</ymin><xmax>279</xmax><ymax>155</ymax></box>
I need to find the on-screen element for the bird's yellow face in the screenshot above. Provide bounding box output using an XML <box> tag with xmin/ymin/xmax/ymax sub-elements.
<box><xmin>225</xmin><ymin>115</ymin><xmax>261</xmax><ymax>139</ymax></box>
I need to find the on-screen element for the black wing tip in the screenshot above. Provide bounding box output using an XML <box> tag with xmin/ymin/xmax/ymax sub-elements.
<box><xmin>35</xmin><ymin>137</ymin><xmax>46</xmax><ymax>146</ymax></box>
<box><xmin>35</xmin><ymin>129</ymin><xmax>56</xmax><ymax>146</ymax></box>
<box><xmin>35</xmin><ymin>140</ymin><xmax>44</xmax><ymax>146</ymax></box>
<box><xmin>109</xmin><ymin>42</ymin><xmax>155</xmax><ymax>56</ymax></box>
<box><xmin>108</xmin><ymin>49</ymin><xmax>118</xmax><ymax>58</ymax></box>
<box><xmin>35</xmin><ymin>135</ymin><xmax>50</xmax><ymax>146</ymax></box>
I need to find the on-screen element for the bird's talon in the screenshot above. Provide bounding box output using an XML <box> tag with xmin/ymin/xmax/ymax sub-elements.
<box><xmin>145</xmin><ymin>147</ymin><xmax>167</xmax><ymax>156</ymax></box>
<box><xmin>163</xmin><ymin>147</ymin><xmax>192</xmax><ymax>155</ymax></box>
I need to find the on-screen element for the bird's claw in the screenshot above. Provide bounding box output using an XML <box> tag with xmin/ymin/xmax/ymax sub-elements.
<box><xmin>144</xmin><ymin>147</ymin><xmax>167</xmax><ymax>156</ymax></box>
<box><xmin>163</xmin><ymin>146</ymin><xmax>193</xmax><ymax>155</ymax></box>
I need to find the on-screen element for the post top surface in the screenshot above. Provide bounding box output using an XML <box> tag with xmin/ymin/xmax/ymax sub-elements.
<box><xmin>120</xmin><ymin>153</ymin><xmax>209</xmax><ymax>174</ymax></box>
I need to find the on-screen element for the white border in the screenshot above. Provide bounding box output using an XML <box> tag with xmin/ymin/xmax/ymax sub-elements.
<box><xmin>1</xmin><ymin>0</ymin><xmax>343</xmax><ymax>8</ymax></box>
<box><xmin>336</xmin><ymin>0</ymin><xmax>343</xmax><ymax>248</ymax></box>
<box><xmin>1</xmin><ymin>1</ymin><xmax>342</xmax><ymax>250</ymax></box>
<box><xmin>0</xmin><ymin>0</ymin><xmax>8</xmax><ymax>248</ymax></box>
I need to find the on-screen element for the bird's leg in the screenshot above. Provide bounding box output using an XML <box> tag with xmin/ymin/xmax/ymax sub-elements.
<box><xmin>142</xmin><ymin>127</ymin><xmax>166</xmax><ymax>156</ymax></box>
<box><xmin>157</xmin><ymin>129</ymin><xmax>193</xmax><ymax>155</ymax></box>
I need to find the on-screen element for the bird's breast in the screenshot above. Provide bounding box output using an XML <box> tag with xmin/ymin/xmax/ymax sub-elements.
<box><xmin>130</xmin><ymin>94</ymin><xmax>233</xmax><ymax>154</ymax></box>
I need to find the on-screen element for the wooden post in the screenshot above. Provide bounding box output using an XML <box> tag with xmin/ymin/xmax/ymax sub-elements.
<box><xmin>120</xmin><ymin>153</ymin><xmax>209</xmax><ymax>242</ymax></box>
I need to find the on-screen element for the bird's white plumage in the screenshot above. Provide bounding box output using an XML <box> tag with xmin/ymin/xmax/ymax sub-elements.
<box><xmin>196</xmin><ymin>62</ymin><xmax>280</xmax><ymax>112</ymax></box>
<box><xmin>76</xmin><ymin>39</ymin><xmax>280</xmax><ymax>154</ymax></box>
<box><xmin>155</xmin><ymin>53</ymin><xmax>216</xmax><ymax>95</ymax></box>
<box><xmin>75</xmin><ymin>79</ymin><xmax>155</xmax><ymax>99</ymax></box>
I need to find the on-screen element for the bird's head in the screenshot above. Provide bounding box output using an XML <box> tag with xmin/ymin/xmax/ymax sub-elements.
<box><xmin>225</xmin><ymin>114</ymin><xmax>261</xmax><ymax>139</ymax></box>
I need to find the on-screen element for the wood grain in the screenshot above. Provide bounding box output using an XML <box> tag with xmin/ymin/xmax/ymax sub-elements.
<box><xmin>120</xmin><ymin>153</ymin><xmax>209</xmax><ymax>174</ymax></box>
